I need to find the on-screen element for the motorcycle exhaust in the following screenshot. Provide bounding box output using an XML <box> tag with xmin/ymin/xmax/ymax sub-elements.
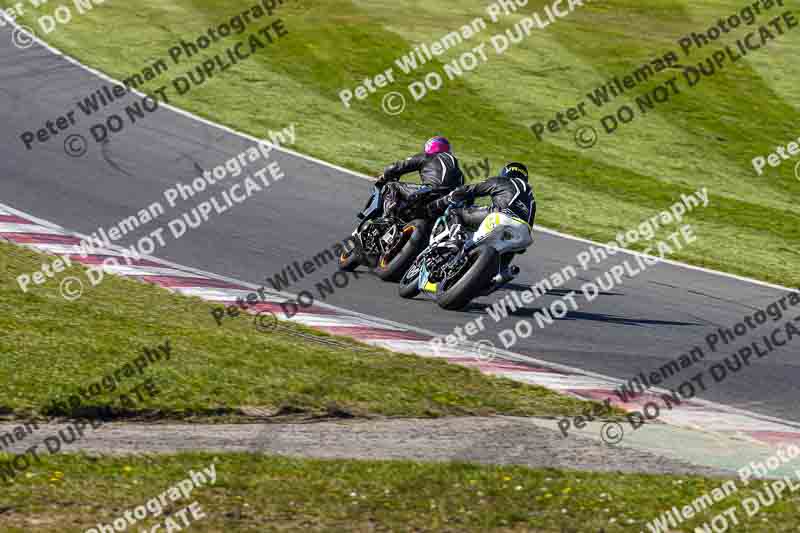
<box><xmin>491</xmin><ymin>265</ymin><xmax>519</xmax><ymax>286</ymax></box>
<box><xmin>481</xmin><ymin>265</ymin><xmax>520</xmax><ymax>296</ymax></box>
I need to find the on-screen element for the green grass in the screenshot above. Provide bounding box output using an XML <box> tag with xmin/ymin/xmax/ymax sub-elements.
<box><xmin>6</xmin><ymin>0</ymin><xmax>799</xmax><ymax>288</ymax></box>
<box><xmin>3</xmin><ymin>4</ymin><xmax>799</xmax><ymax>526</ymax></box>
<box><xmin>2</xmin><ymin>452</ymin><xmax>800</xmax><ymax>532</ymax></box>
<box><xmin>0</xmin><ymin>240</ymin><xmax>601</xmax><ymax>420</ymax></box>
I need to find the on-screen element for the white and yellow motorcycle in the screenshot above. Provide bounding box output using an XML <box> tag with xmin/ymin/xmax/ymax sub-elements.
<box><xmin>399</xmin><ymin>203</ymin><xmax>532</xmax><ymax>310</ymax></box>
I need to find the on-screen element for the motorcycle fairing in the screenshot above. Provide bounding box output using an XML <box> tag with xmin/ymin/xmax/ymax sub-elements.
<box><xmin>471</xmin><ymin>212</ymin><xmax>532</xmax><ymax>255</ymax></box>
<box><xmin>418</xmin><ymin>262</ymin><xmax>437</xmax><ymax>293</ymax></box>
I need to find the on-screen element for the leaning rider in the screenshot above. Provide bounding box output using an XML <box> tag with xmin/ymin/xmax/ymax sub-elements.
<box><xmin>426</xmin><ymin>161</ymin><xmax>536</xmax><ymax>251</ymax></box>
<box><xmin>377</xmin><ymin>136</ymin><xmax>464</xmax><ymax>218</ymax></box>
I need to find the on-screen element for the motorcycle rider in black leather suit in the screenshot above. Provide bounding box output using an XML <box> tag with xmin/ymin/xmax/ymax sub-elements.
<box><xmin>425</xmin><ymin>162</ymin><xmax>535</xmax><ymax>286</ymax></box>
<box><xmin>377</xmin><ymin>136</ymin><xmax>464</xmax><ymax>218</ymax></box>
<box><xmin>426</xmin><ymin>162</ymin><xmax>536</xmax><ymax>230</ymax></box>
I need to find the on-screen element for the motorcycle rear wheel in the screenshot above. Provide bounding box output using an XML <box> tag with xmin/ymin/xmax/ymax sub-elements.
<box><xmin>436</xmin><ymin>247</ymin><xmax>498</xmax><ymax>310</ymax></box>
<box><xmin>374</xmin><ymin>219</ymin><xmax>428</xmax><ymax>282</ymax></box>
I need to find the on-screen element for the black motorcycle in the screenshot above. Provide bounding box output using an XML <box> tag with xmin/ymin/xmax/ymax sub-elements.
<box><xmin>338</xmin><ymin>180</ymin><xmax>436</xmax><ymax>281</ymax></box>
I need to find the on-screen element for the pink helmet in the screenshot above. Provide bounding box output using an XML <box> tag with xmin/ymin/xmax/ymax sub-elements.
<box><xmin>424</xmin><ymin>136</ymin><xmax>451</xmax><ymax>155</ymax></box>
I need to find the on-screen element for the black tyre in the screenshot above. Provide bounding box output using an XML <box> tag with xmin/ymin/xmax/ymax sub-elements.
<box><xmin>374</xmin><ymin>219</ymin><xmax>429</xmax><ymax>282</ymax></box>
<box><xmin>398</xmin><ymin>260</ymin><xmax>423</xmax><ymax>299</ymax></box>
<box><xmin>436</xmin><ymin>247</ymin><xmax>498</xmax><ymax>310</ymax></box>
<box><xmin>338</xmin><ymin>246</ymin><xmax>361</xmax><ymax>271</ymax></box>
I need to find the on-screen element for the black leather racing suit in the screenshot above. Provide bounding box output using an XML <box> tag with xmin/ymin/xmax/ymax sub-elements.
<box><xmin>428</xmin><ymin>175</ymin><xmax>537</xmax><ymax>229</ymax></box>
<box><xmin>381</xmin><ymin>152</ymin><xmax>464</xmax><ymax>216</ymax></box>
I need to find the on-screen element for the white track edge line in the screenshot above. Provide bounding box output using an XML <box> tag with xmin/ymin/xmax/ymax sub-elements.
<box><xmin>5</xmin><ymin>18</ymin><xmax>800</xmax><ymax>433</ymax></box>
<box><xmin>3</xmin><ymin>13</ymin><xmax>796</xmax><ymax>295</ymax></box>
<box><xmin>3</xmin><ymin>200</ymin><xmax>800</xmax><ymax>434</ymax></box>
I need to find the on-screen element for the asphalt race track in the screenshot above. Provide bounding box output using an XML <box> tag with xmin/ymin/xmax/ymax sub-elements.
<box><xmin>2</xmin><ymin>31</ymin><xmax>797</xmax><ymax>423</ymax></box>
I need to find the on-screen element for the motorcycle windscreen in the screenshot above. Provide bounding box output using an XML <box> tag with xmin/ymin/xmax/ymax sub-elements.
<box><xmin>358</xmin><ymin>185</ymin><xmax>383</xmax><ymax>220</ymax></box>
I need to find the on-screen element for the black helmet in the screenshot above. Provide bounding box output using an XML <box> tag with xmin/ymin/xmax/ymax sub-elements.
<box><xmin>500</xmin><ymin>162</ymin><xmax>528</xmax><ymax>182</ymax></box>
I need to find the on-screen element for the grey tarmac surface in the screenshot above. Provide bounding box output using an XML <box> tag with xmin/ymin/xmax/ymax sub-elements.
<box><xmin>0</xmin><ymin>419</ymin><xmax>728</xmax><ymax>477</ymax></box>
<box><xmin>0</xmin><ymin>29</ymin><xmax>798</xmax><ymax>424</ymax></box>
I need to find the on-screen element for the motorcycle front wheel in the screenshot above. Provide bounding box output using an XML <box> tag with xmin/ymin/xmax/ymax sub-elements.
<box><xmin>436</xmin><ymin>247</ymin><xmax>498</xmax><ymax>310</ymax></box>
<box><xmin>398</xmin><ymin>260</ymin><xmax>423</xmax><ymax>298</ymax></box>
<box><xmin>338</xmin><ymin>246</ymin><xmax>361</xmax><ymax>271</ymax></box>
